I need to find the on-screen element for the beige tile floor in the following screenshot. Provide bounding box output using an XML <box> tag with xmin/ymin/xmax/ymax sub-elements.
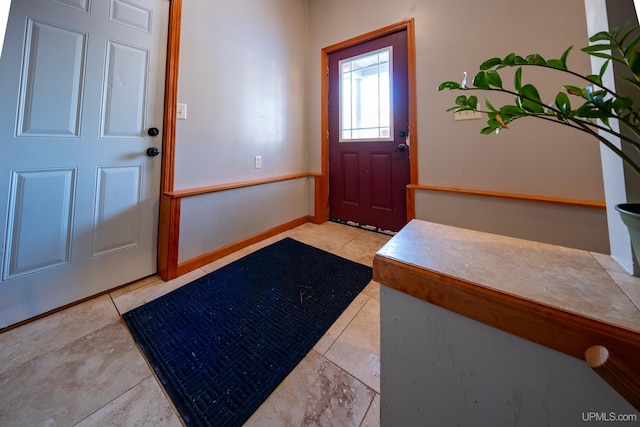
<box><xmin>0</xmin><ymin>221</ymin><xmax>390</xmax><ymax>427</ymax></box>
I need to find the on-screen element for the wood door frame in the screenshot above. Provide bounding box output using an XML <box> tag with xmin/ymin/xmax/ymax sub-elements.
<box><xmin>158</xmin><ymin>0</ymin><xmax>181</xmax><ymax>280</ymax></box>
<box><xmin>317</xmin><ymin>19</ymin><xmax>418</xmax><ymax>224</ymax></box>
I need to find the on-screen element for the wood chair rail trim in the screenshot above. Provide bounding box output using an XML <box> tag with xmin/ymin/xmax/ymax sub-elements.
<box><xmin>408</xmin><ymin>184</ymin><xmax>606</xmax><ymax>209</ymax></box>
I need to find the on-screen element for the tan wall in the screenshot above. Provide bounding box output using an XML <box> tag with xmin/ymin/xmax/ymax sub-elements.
<box><xmin>174</xmin><ymin>0</ymin><xmax>310</xmax><ymax>262</ymax></box>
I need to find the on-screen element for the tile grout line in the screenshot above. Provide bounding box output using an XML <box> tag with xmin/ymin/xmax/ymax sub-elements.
<box><xmin>321</xmin><ymin>294</ymin><xmax>372</xmax><ymax>358</ymax></box>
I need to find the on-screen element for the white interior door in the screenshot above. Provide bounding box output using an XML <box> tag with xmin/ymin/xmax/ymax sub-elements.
<box><xmin>0</xmin><ymin>0</ymin><xmax>168</xmax><ymax>328</ymax></box>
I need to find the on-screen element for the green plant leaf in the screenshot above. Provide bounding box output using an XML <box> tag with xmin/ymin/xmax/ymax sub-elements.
<box><xmin>624</xmin><ymin>35</ymin><xmax>640</xmax><ymax>58</ymax></box>
<box><xmin>480</xmin><ymin>126</ymin><xmax>496</xmax><ymax>135</ymax></box>
<box><xmin>520</xmin><ymin>84</ymin><xmax>542</xmax><ymax>102</ymax></box>
<box><xmin>514</xmin><ymin>67</ymin><xmax>522</xmax><ymax>92</ymax></box>
<box><xmin>610</xmin><ymin>22</ymin><xmax>631</xmax><ymax>37</ymax></box>
<box><xmin>467</xmin><ymin>96</ymin><xmax>478</xmax><ymax>109</ymax></box>
<box><xmin>485</xmin><ymin>99</ymin><xmax>497</xmax><ymax>112</ymax></box>
<box><xmin>586</xmin><ymin>74</ymin><xmax>603</xmax><ymax>85</ymax></box>
<box><xmin>486</xmin><ymin>70</ymin><xmax>503</xmax><ymax>88</ymax></box>
<box><xmin>500</xmin><ymin>105</ymin><xmax>524</xmax><ymax>116</ymax></box>
<box><xmin>520</xmin><ymin>84</ymin><xmax>544</xmax><ymax>113</ymax></box>
<box><xmin>438</xmin><ymin>81</ymin><xmax>461</xmax><ymax>90</ymax></box>
<box><xmin>502</xmin><ymin>53</ymin><xmax>516</xmax><ymax>66</ymax></box>
<box><xmin>584</xmin><ymin>51</ymin><xmax>626</xmax><ymax>64</ymax></box>
<box><xmin>547</xmin><ymin>59</ymin><xmax>565</xmax><ymax>70</ymax></box>
<box><xmin>582</xmin><ymin>43</ymin><xmax>617</xmax><ymax>53</ymax></box>
<box><xmin>514</xmin><ymin>55</ymin><xmax>528</xmax><ymax>65</ymax></box>
<box><xmin>455</xmin><ymin>95</ymin><xmax>468</xmax><ymax>105</ymax></box>
<box><xmin>555</xmin><ymin>92</ymin><xmax>571</xmax><ymax>114</ymax></box>
<box><xmin>619</xmin><ymin>26</ymin><xmax>637</xmax><ymax>45</ymax></box>
<box><xmin>479</xmin><ymin>57</ymin><xmax>502</xmax><ymax>70</ymax></box>
<box><xmin>574</xmin><ymin>102</ymin><xmax>595</xmax><ymax>117</ymax></box>
<box><xmin>560</xmin><ymin>46</ymin><xmax>573</xmax><ymax>68</ymax></box>
<box><xmin>612</xmin><ymin>96</ymin><xmax>633</xmax><ymax>115</ymax></box>
<box><xmin>521</xmin><ymin>99</ymin><xmax>544</xmax><ymax>114</ymax></box>
<box><xmin>598</xmin><ymin>60</ymin><xmax>610</xmax><ymax>78</ymax></box>
<box><xmin>589</xmin><ymin>31</ymin><xmax>612</xmax><ymax>42</ymax></box>
<box><xmin>578</xmin><ymin>108</ymin><xmax>609</xmax><ymax>119</ymax></box>
<box><xmin>526</xmin><ymin>54</ymin><xmax>546</xmax><ymax>66</ymax></box>
<box><xmin>628</xmin><ymin>49</ymin><xmax>640</xmax><ymax>77</ymax></box>
<box><xmin>486</xmin><ymin>118</ymin><xmax>501</xmax><ymax>129</ymax></box>
<box><xmin>473</xmin><ymin>71</ymin><xmax>489</xmax><ymax>88</ymax></box>
<box><xmin>564</xmin><ymin>85</ymin><xmax>584</xmax><ymax>97</ymax></box>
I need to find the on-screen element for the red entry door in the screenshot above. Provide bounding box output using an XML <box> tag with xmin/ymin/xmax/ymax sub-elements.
<box><xmin>328</xmin><ymin>30</ymin><xmax>410</xmax><ymax>233</ymax></box>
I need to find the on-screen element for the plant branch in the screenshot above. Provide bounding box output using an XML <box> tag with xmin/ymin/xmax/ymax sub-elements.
<box><xmin>454</xmin><ymin>86</ymin><xmax>640</xmax><ymax>174</ymax></box>
<box><xmin>459</xmin><ymin>86</ymin><xmax>640</xmax><ymax>152</ymax></box>
<box><xmin>439</xmin><ymin>24</ymin><xmax>640</xmax><ymax>178</ymax></box>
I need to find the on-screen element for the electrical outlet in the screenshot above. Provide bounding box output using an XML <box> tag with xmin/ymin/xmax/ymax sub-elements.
<box><xmin>454</xmin><ymin>110</ymin><xmax>481</xmax><ymax>121</ymax></box>
<box><xmin>254</xmin><ymin>155</ymin><xmax>262</xmax><ymax>169</ymax></box>
<box><xmin>176</xmin><ymin>103</ymin><xmax>187</xmax><ymax>120</ymax></box>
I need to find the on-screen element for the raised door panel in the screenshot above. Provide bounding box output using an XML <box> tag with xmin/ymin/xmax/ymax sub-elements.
<box><xmin>49</xmin><ymin>0</ymin><xmax>91</xmax><ymax>13</ymax></box>
<box><xmin>340</xmin><ymin>152</ymin><xmax>360</xmax><ymax>205</ymax></box>
<box><xmin>101</xmin><ymin>40</ymin><xmax>148</xmax><ymax>138</ymax></box>
<box><xmin>3</xmin><ymin>169</ymin><xmax>76</xmax><ymax>280</ymax></box>
<box><xmin>92</xmin><ymin>165</ymin><xmax>142</xmax><ymax>256</ymax></box>
<box><xmin>369</xmin><ymin>152</ymin><xmax>393</xmax><ymax>211</ymax></box>
<box><xmin>17</xmin><ymin>19</ymin><xmax>86</xmax><ymax>137</ymax></box>
<box><xmin>110</xmin><ymin>0</ymin><xmax>152</xmax><ymax>32</ymax></box>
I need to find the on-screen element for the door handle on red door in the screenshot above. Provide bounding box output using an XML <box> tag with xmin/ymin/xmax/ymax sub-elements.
<box><xmin>394</xmin><ymin>143</ymin><xmax>408</xmax><ymax>152</ymax></box>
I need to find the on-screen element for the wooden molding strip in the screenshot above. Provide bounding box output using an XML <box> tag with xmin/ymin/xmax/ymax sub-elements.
<box><xmin>373</xmin><ymin>255</ymin><xmax>640</xmax><ymax>380</ymax></box>
<box><xmin>176</xmin><ymin>216</ymin><xmax>311</xmax><ymax>276</ymax></box>
<box><xmin>586</xmin><ymin>345</ymin><xmax>640</xmax><ymax>411</ymax></box>
<box><xmin>166</xmin><ymin>173</ymin><xmax>315</xmax><ymax>199</ymax></box>
<box><xmin>409</xmin><ymin>184</ymin><xmax>606</xmax><ymax>209</ymax></box>
<box><xmin>161</xmin><ymin>0</ymin><xmax>181</xmax><ymax>194</ymax></box>
<box><xmin>313</xmin><ymin>173</ymin><xmax>329</xmax><ymax>224</ymax></box>
<box><xmin>157</xmin><ymin>0</ymin><xmax>182</xmax><ymax>281</ymax></box>
<box><xmin>158</xmin><ymin>194</ymin><xmax>180</xmax><ymax>280</ymax></box>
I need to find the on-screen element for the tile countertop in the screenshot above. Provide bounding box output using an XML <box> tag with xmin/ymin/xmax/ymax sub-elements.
<box><xmin>374</xmin><ymin>219</ymin><xmax>640</xmax><ymax>337</ymax></box>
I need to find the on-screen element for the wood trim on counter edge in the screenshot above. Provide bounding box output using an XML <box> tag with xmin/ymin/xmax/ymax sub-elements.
<box><xmin>408</xmin><ymin>184</ymin><xmax>606</xmax><ymax>209</ymax></box>
<box><xmin>373</xmin><ymin>254</ymin><xmax>640</xmax><ymax>379</ymax></box>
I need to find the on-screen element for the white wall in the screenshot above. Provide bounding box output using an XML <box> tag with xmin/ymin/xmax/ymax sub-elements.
<box><xmin>381</xmin><ymin>286</ymin><xmax>637</xmax><ymax>426</ymax></box>
<box><xmin>175</xmin><ymin>0</ymin><xmax>310</xmax><ymax>261</ymax></box>
<box><xmin>308</xmin><ymin>0</ymin><xmax>610</xmax><ymax>253</ymax></box>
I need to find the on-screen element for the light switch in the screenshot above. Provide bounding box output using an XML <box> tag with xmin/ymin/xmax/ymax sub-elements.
<box><xmin>254</xmin><ymin>155</ymin><xmax>262</xmax><ymax>169</ymax></box>
<box><xmin>177</xmin><ymin>103</ymin><xmax>187</xmax><ymax>120</ymax></box>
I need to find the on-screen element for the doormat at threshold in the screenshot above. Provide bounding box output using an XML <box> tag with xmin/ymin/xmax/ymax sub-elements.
<box><xmin>122</xmin><ymin>237</ymin><xmax>372</xmax><ymax>427</ymax></box>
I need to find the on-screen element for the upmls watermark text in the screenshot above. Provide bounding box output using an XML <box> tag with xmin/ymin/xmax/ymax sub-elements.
<box><xmin>582</xmin><ymin>412</ymin><xmax>638</xmax><ymax>422</ymax></box>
